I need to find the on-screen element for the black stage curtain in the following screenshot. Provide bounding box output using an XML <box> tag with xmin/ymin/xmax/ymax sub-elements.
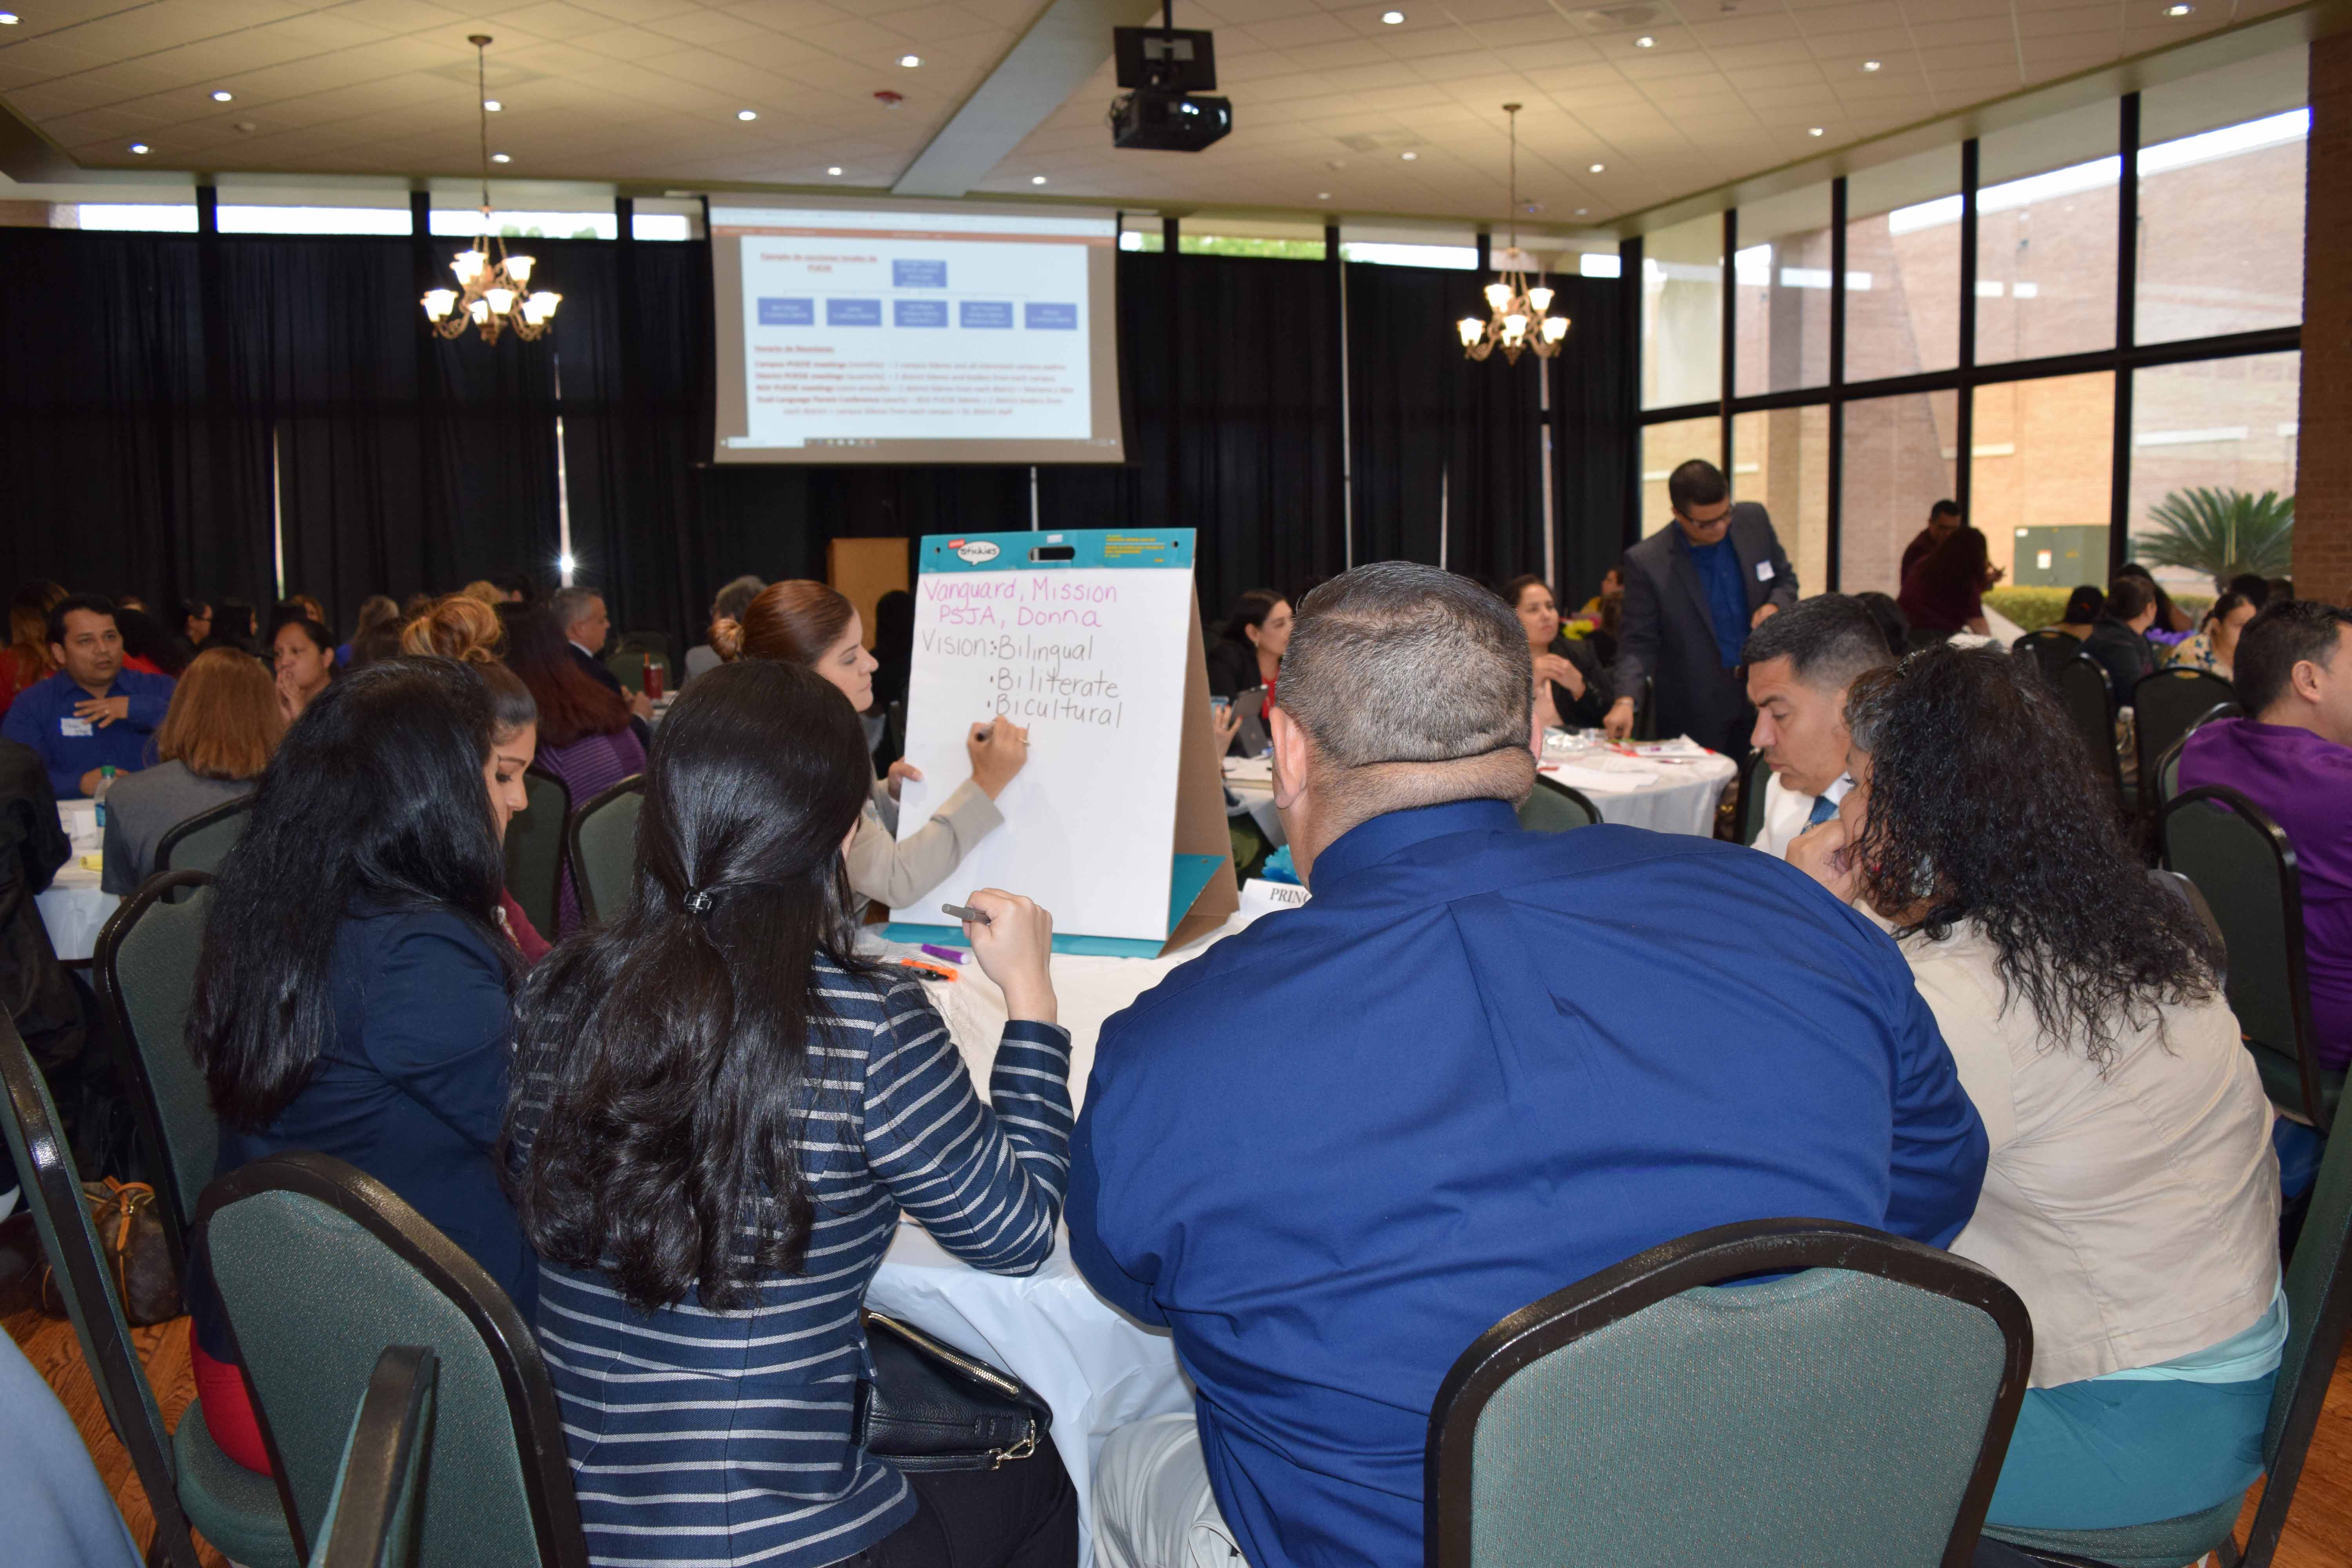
<box><xmin>0</xmin><ymin>227</ymin><xmax>1628</xmax><ymax>648</ymax></box>
<box><xmin>1545</xmin><ymin>274</ymin><xmax>1635</xmax><ymax>608</ymax></box>
<box><xmin>0</xmin><ymin>230</ymin><xmax>274</xmax><ymax>612</ymax></box>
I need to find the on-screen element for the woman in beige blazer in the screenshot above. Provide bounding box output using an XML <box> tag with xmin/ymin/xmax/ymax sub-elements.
<box><xmin>1789</xmin><ymin>643</ymin><xmax>2280</xmax><ymax>1536</ymax></box>
<box><xmin>715</xmin><ymin>581</ymin><xmax>1026</xmax><ymax>909</ymax></box>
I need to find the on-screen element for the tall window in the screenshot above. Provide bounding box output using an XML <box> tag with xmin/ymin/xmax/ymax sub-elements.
<box><xmin>1845</xmin><ymin>148</ymin><xmax>1962</xmax><ymax>383</ymax></box>
<box><xmin>1642</xmin><ymin>213</ymin><xmax>1722</xmax><ymax>411</ymax></box>
<box><xmin>1632</xmin><ymin>49</ymin><xmax>2305</xmax><ymax>601</ymax></box>
<box><xmin>1733</xmin><ymin>185</ymin><xmax>1833</xmax><ymax>397</ymax></box>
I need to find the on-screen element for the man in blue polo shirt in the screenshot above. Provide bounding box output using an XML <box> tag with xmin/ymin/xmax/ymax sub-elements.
<box><xmin>1</xmin><ymin>595</ymin><xmax>175</xmax><ymax>799</ymax></box>
<box><xmin>1074</xmin><ymin>563</ymin><xmax>1985</xmax><ymax>1568</ymax></box>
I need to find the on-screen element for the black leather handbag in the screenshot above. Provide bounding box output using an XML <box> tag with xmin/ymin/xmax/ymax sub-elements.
<box><xmin>856</xmin><ymin>1311</ymin><xmax>1052</xmax><ymax>1472</ymax></box>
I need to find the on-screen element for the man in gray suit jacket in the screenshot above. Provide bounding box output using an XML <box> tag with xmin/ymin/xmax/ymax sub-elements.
<box><xmin>1604</xmin><ymin>459</ymin><xmax>1797</xmax><ymax>757</ymax></box>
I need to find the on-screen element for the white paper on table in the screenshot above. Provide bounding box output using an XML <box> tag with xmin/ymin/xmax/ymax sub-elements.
<box><xmin>1540</xmin><ymin>760</ymin><xmax>1657</xmax><ymax>795</ymax></box>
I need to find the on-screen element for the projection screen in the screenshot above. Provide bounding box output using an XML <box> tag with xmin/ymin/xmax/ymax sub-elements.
<box><xmin>710</xmin><ymin>201</ymin><xmax>1124</xmax><ymax>465</ymax></box>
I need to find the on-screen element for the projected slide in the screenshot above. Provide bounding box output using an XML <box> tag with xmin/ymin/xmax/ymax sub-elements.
<box><xmin>710</xmin><ymin>204</ymin><xmax>1124</xmax><ymax>465</ymax></box>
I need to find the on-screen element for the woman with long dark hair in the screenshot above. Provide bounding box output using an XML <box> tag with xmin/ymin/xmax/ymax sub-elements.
<box><xmin>1204</xmin><ymin>589</ymin><xmax>1290</xmax><ymax>707</ymax></box>
<box><xmin>1789</xmin><ymin>646</ymin><xmax>2278</xmax><ymax>1534</ymax></box>
<box><xmin>715</xmin><ymin>581</ymin><xmax>1024</xmax><ymax>909</ymax></box>
<box><xmin>503</xmin><ymin>601</ymin><xmax>644</xmax><ymax>931</ymax></box>
<box><xmin>1498</xmin><ymin>574</ymin><xmax>1612</xmax><ymax>730</ymax></box>
<box><xmin>184</xmin><ymin>657</ymin><xmax>534</xmax><ymax>1475</ymax></box>
<box><xmin>508</xmin><ymin>659</ymin><xmax>1078</xmax><ymax>1566</ymax></box>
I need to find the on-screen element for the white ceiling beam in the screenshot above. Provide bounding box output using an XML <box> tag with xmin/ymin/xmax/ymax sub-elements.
<box><xmin>893</xmin><ymin>0</ymin><xmax>1168</xmax><ymax>199</ymax></box>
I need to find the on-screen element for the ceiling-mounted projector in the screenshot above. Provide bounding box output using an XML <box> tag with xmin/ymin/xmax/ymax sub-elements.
<box><xmin>1109</xmin><ymin>20</ymin><xmax>1232</xmax><ymax>152</ymax></box>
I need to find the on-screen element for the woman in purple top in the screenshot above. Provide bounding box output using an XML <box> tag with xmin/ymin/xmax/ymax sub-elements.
<box><xmin>2178</xmin><ymin>600</ymin><xmax>2352</xmax><ymax>1069</ymax></box>
<box><xmin>505</xmin><ymin>602</ymin><xmax>645</xmax><ymax>933</ymax></box>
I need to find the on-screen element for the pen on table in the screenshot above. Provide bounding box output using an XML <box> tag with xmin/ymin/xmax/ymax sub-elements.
<box><xmin>941</xmin><ymin>902</ymin><xmax>992</xmax><ymax>926</ymax></box>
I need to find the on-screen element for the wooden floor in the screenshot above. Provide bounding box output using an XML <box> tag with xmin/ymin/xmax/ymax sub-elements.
<box><xmin>10</xmin><ymin>1304</ymin><xmax>2352</xmax><ymax>1566</ymax></box>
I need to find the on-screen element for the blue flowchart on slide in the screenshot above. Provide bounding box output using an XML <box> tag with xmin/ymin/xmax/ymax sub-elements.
<box><xmin>755</xmin><ymin>257</ymin><xmax>1075</xmax><ymax>333</ymax></box>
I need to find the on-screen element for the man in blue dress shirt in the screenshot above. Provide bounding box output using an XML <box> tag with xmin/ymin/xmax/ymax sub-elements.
<box><xmin>0</xmin><ymin>595</ymin><xmax>175</xmax><ymax>798</ymax></box>
<box><xmin>1073</xmin><ymin>563</ymin><xmax>1987</xmax><ymax>1568</ymax></box>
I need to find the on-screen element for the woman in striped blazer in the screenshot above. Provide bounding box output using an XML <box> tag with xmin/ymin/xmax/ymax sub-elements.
<box><xmin>506</xmin><ymin>659</ymin><xmax>1078</xmax><ymax>1568</ymax></box>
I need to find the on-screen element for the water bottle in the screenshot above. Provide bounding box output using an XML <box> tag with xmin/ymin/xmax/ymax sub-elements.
<box><xmin>93</xmin><ymin>764</ymin><xmax>118</xmax><ymax>828</ymax></box>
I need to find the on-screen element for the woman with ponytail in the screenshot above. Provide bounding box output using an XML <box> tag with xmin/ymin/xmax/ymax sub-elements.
<box><xmin>715</xmin><ymin>580</ymin><xmax>1027</xmax><ymax>909</ymax></box>
<box><xmin>506</xmin><ymin>660</ymin><xmax>1079</xmax><ymax>1567</ymax></box>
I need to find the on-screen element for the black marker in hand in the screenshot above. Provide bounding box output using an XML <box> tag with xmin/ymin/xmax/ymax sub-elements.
<box><xmin>941</xmin><ymin>902</ymin><xmax>993</xmax><ymax>926</ymax></box>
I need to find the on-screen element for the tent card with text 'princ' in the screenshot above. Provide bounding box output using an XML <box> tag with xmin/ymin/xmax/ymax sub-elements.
<box><xmin>886</xmin><ymin>529</ymin><xmax>1237</xmax><ymax>955</ymax></box>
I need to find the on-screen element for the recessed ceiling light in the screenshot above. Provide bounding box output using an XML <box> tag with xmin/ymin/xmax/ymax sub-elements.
<box><xmin>1861</xmin><ymin>59</ymin><xmax>1882</xmax><ymax>71</ymax></box>
<box><xmin>1808</xmin><ymin>125</ymin><xmax>1824</xmax><ymax>136</ymax></box>
<box><xmin>1381</xmin><ymin>9</ymin><xmax>1404</xmax><ymax>21</ymax></box>
<box><xmin>129</xmin><ymin>143</ymin><xmax>149</xmax><ymax>154</ymax></box>
<box><xmin>828</xmin><ymin>165</ymin><xmax>843</xmax><ymax>176</ymax></box>
<box><xmin>1031</xmin><ymin>174</ymin><xmax>1047</xmax><ymax>184</ymax></box>
<box><xmin>484</xmin><ymin>98</ymin><xmax>502</xmax><ymax>111</ymax></box>
<box><xmin>899</xmin><ymin>53</ymin><xmax>921</xmax><ymax>67</ymax></box>
<box><xmin>1318</xmin><ymin>190</ymin><xmax>1332</xmax><ymax>199</ymax></box>
<box><xmin>737</xmin><ymin>109</ymin><xmax>757</xmax><ymax>120</ymax></box>
<box><xmin>1575</xmin><ymin>207</ymin><xmax>1588</xmax><ymax>215</ymax></box>
<box><xmin>492</xmin><ymin>152</ymin><xmax>511</xmax><ymax>163</ymax></box>
<box><xmin>0</xmin><ymin>12</ymin><xmax>19</xmax><ymax>22</ymax></box>
<box><xmin>1635</xmin><ymin>34</ymin><xmax>1656</xmax><ymax>47</ymax></box>
<box><xmin>1400</xmin><ymin>150</ymin><xmax>1417</xmax><ymax>160</ymax></box>
<box><xmin>2165</xmin><ymin>2</ymin><xmax>2192</xmax><ymax>13</ymax></box>
<box><xmin>1589</xmin><ymin>162</ymin><xmax>1605</xmax><ymax>173</ymax></box>
<box><xmin>211</xmin><ymin>89</ymin><xmax>233</xmax><ymax>102</ymax></box>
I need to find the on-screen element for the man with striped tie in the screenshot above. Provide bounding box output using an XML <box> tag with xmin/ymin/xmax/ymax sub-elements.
<box><xmin>1745</xmin><ymin>593</ymin><xmax>1896</xmax><ymax>860</ymax></box>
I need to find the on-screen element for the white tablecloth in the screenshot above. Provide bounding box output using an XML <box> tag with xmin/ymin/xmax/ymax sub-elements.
<box><xmin>862</xmin><ymin>916</ymin><xmax>1255</xmax><ymax>1564</ymax></box>
<box><xmin>1536</xmin><ymin>734</ymin><xmax>1737</xmax><ymax>837</ymax></box>
<box><xmin>37</xmin><ymin>800</ymin><xmax>119</xmax><ymax>963</ymax></box>
<box><xmin>1223</xmin><ymin>740</ymin><xmax>1737</xmax><ymax>842</ymax></box>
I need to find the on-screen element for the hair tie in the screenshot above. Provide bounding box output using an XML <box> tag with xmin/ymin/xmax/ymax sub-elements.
<box><xmin>684</xmin><ymin>887</ymin><xmax>715</xmax><ymax>916</ymax></box>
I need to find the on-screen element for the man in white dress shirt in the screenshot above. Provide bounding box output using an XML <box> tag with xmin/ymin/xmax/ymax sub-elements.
<box><xmin>1743</xmin><ymin>593</ymin><xmax>1895</xmax><ymax>859</ymax></box>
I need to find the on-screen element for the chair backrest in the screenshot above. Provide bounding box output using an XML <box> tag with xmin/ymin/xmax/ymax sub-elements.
<box><xmin>2162</xmin><ymin>785</ymin><xmax>2323</xmax><ymax>1129</ymax></box>
<box><xmin>1517</xmin><ymin>775</ymin><xmax>1600</xmax><ymax>834</ymax></box>
<box><xmin>615</xmin><ymin>629</ymin><xmax>670</xmax><ymax>661</ymax></box>
<box><xmin>93</xmin><ymin>870</ymin><xmax>218</xmax><ymax>1269</ymax></box>
<box><xmin>1425</xmin><ymin>1219</ymin><xmax>2030</xmax><ymax>1568</ymax></box>
<box><xmin>2132</xmin><ymin>668</ymin><xmax>2240</xmax><ymax>786</ymax></box>
<box><xmin>2053</xmin><ymin>652</ymin><xmax>2123</xmax><ymax>812</ymax></box>
<box><xmin>1737</xmin><ymin>750</ymin><xmax>1773</xmax><ymax>846</ymax></box>
<box><xmin>198</xmin><ymin>1153</ymin><xmax>588</xmax><ymax>1568</ymax></box>
<box><xmin>2239</xmin><ymin>1091</ymin><xmax>2352</xmax><ymax>1567</ymax></box>
<box><xmin>603</xmin><ymin>649</ymin><xmax>669</xmax><ymax>691</ymax></box>
<box><xmin>565</xmin><ymin>775</ymin><xmax>642</xmax><ymax>927</ymax></box>
<box><xmin>156</xmin><ymin>793</ymin><xmax>253</xmax><ymax>880</ymax></box>
<box><xmin>0</xmin><ymin>1018</ymin><xmax>202</xmax><ymax>1568</ymax></box>
<box><xmin>2013</xmin><ymin>628</ymin><xmax>2083</xmax><ymax>684</ymax></box>
<box><xmin>312</xmin><ymin>1346</ymin><xmax>437</xmax><ymax>1568</ymax></box>
<box><xmin>503</xmin><ymin>767</ymin><xmax>571</xmax><ymax>939</ymax></box>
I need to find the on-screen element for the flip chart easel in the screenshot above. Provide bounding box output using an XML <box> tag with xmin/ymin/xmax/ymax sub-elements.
<box><xmin>883</xmin><ymin>528</ymin><xmax>1238</xmax><ymax>957</ymax></box>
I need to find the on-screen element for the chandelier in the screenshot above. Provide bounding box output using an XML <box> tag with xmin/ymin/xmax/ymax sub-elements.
<box><xmin>1455</xmin><ymin>103</ymin><xmax>1570</xmax><ymax>363</ymax></box>
<box><xmin>421</xmin><ymin>36</ymin><xmax>560</xmax><ymax>343</ymax></box>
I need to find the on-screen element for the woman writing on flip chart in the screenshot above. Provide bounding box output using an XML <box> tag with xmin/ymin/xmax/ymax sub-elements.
<box><xmin>715</xmin><ymin>580</ymin><xmax>1027</xmax><ymax>909</ymax></box>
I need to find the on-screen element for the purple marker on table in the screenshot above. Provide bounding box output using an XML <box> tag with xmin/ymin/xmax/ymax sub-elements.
<box><xmin>920</xmin><ymin>944</ymin><xmax>968</xmax><ymax>964</ymax></box>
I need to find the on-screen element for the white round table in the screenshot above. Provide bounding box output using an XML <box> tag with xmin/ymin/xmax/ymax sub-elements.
<box><xmin>861</xmin><ymin>916</ymin><xmax>1260</xmax><ymax>1566</ymax></box>
<box><xmin>38</xmin><ymin>800</ymin><xmax>120</xmax><ymax>963</ymax></box>
<box><xmin>1534</xmin><ymin>732</ymin><xmax>1738</xmax><ymax>837</ymax></box>
<box><xmin>1221</xmin><ymin>740</ymin><xmax>1737</xmax><ymax>843</ymax></box>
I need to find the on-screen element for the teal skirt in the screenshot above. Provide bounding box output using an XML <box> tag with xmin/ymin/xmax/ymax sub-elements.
<box><xmin>1985</xmin><ymin>1372</ymin><xmax>2274</xmax><ymax>1530</ymax></box>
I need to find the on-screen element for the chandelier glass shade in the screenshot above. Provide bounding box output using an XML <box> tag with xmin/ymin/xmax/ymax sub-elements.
<box><xmin>421</xmin><ymin>36</ymin><xmax>559</xmax><ymax>344</ymax></box>
<box><xmin>1455</xmin><ymin>104</ymin><xmax>1570</xmax><ymax>364</ymax></box>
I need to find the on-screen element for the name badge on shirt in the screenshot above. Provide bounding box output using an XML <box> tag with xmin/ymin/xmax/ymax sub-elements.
<box><xmin>60</xmin><ymin>717</ymin><xmax>93</xmax><ymax>737</ymax></box>
<box><xmin>1755</xmin><ymin>561</ymin><xmax>1775</xmax><ymax>583</ymax></box>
